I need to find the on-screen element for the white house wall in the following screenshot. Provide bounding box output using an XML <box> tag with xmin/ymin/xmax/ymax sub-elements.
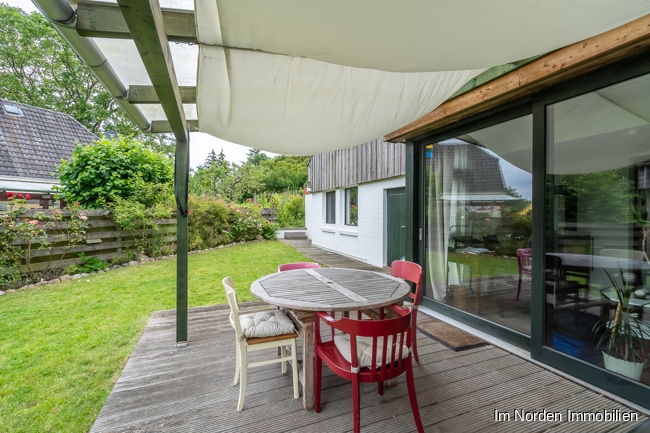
<box><xmin>305</xmin><ymin>176</ymin><xmax>405</xmax><ymax>268</ymax></box>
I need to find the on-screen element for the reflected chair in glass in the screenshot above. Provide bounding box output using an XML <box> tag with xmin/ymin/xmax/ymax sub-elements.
<box><xmin>222</xmin><ymin>276</ymin><xmax>299</xmax><ymax>411</ymax></box>
<box><xmin>516</xmin><ymin>248</ymin><xmax>533</xmax><ymax>300</ymax></box>
<box><xmin>314</xmin><ymin>304</ymin><xmax>424</xmax><ymax>433</ymax></box>
<box><xmin>544</xmin><ymin>255</ymin><xmax>582</xmax><ymax>309</ymax></box>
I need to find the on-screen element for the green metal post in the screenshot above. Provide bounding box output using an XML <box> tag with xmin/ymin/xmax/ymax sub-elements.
<box><xmin>175</xmin><ymin>137</ymin><xmax>189</xmax><ymax>346</ymax></box>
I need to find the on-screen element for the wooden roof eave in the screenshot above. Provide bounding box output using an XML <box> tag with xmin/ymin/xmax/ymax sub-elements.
<box><xmin>385</xmin><ymin>14</ymin><xmax>650</xmax><ymax>143</ymax></box>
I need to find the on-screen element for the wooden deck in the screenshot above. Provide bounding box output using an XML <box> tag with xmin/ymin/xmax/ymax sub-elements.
<box><xmin>91</xmin><ymin>304</ymin><xmax>648</xmax><ymax>433</ymax></box>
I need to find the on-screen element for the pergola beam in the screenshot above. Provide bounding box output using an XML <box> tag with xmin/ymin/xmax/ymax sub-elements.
<box><xmin>116</xmin><ymin>0</ymin><xmax>190</xmax><ymax>346</ymax></box>
<box><xmin>128</xmin><ymin>85</ymin><xmax>197</xmax><ymax>104</ymax></box>
<box><xmin>151</xmin><ymin>119</ymin><xmax>199</xmax><ymax>133</ymax></box>
<box><xmin>76</xmin><ymin>1</ymin><xmax>196</xmax><ymax>43</ymax></box>
<box><xmin>116</xmin><ymin>0</ymin><xmax>187</xmax><ymax>141</ymax></box>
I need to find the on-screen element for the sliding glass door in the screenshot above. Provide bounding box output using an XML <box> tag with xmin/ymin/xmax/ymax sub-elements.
<box><xmin>423</xmin><ymin>115</ymin><xmax>533</xmax><ymax>335</ymax></box>
<box><xmin>545</xmin><ymin>72</ymin><xmax>650</xmax><ymax>385</ymax></box>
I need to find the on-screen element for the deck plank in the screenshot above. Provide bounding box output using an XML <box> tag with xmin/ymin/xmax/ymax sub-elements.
<box><xmin>90</xmin><ymin>305</ymin><xmax>648</xmax><ymax>433</ymax></box>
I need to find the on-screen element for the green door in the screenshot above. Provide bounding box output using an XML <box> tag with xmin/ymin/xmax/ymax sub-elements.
<box><xmin>387</xmin><ymin>187</ymin><xmax>407</xmax><ymax>264</ymax></box>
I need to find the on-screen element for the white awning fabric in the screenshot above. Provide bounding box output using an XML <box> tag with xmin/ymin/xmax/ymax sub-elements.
<box><xmin>86</xmin><ymin>1</ymin><xmax>650</xmax><ymax>155</ymax></box>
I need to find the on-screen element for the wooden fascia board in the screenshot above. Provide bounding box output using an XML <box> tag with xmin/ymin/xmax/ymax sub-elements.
<box><xmin>117</xmin><ymin>0</ymin><xmax>188</xmax><ymax>143</ymax></box>
<box><xmin>385</xmin><ymin>14</ymin><xmax>650</xmax><ymax>143</ymax></box>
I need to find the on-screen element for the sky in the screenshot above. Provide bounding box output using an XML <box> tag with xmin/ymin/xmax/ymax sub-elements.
<box><xmin>6</xmin><ymin>0</ymin><xmax>270</xmax><ymax>168</ymax></box>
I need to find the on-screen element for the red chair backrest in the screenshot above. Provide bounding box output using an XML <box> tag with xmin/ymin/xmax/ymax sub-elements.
<box><xmin>278</xmin><ymin>262</ymin><xmax>320</xmax><ymax>272</ymax></box>
<box><xmin>390</xmin><ymin>260</ymin><xmax>423</xmax><ymax>306</ymax></box>
<box><xmin>317</xmin><ymin>305</ymin><xmax>412</xmax><ymax>378</ymax></box>
<box><xmin>517</xmin><ymin>248</ymin><xmax>533</xmax><ymax>273</ymax></box>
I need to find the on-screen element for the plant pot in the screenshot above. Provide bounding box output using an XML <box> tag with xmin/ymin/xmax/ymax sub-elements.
<box><xmin>602</xmin><ymin>351</ymin><xmax>644</xmax><ymax>381</ymax></box>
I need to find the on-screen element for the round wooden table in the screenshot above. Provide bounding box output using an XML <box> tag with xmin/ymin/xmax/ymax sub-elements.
<box><xmin>251</xmin><ymin>267</ymin><xmax>410</xmax><ymax>409</ymax></box>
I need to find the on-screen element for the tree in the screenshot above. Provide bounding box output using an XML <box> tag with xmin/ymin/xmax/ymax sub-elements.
<box><xmin>0</xmin><ymin>5</ymin><xmax>170</xmax><ymax>151</ymax></box>
<box><xmin>261</xmin><ymin>155</ymin><xmax>310</xmax><ymax>192</ymax></box>
<box><xmin>56</xmin><ymin>136</ymin><xmax>173</xmax><ymax>209</ymax></box>
<box><xmin>222</xmin><ymin>162</ymin><xmax>267</xmax><ymax>202</ymax></box>
<box><xmin>556</xmin><ymin>170</ymin><xmax>634</xmax><ymax>223</ymax></box>
<box><xmin>246</xmin><ymin>148</ymin><xmax>269</xmax><ymax>165</ymax></box>
<box><xmin>189</xmin><ymin>149</ymin><xmax>232</xmax><ymax>197</ymax></box>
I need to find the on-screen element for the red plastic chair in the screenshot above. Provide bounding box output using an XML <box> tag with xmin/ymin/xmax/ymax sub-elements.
<box><xmin>278</xmin><ymin>262</ymin><xmax>320</xmax><ymax>272</ymax></box>
<box><xmin>390</xmin><ymin>260</ymin><xmax>423</xmax><ymax>363</ymax></box>
<box><xmin>314</xmin><ymin>304</ymin><xmax>424</xmax><ymax>433</ymax></box>
<box><xmin>516</xmin><ymin>248</ymin><xmax>532</xmax><ymax>300</ymax></box>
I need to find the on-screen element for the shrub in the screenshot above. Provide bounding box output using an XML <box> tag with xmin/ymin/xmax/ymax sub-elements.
<box><xmin>63</xmin><ymin>253</ymin><xmax>109</xmax><ymax>275</ymax></box>
<box><xmin>187</xmin><ymin>196</ymin><xmax>233</xmax><ymax>250</ymax></box>
<box><xmin>105</xmin><ymin>170</ymin><xmax>175</xmax><ymax>257</ymax></box>
<box><xmin>56</xmin><ymin>136</ymin><xmax>173</xmax><ymax>209</ymax></box>
<box><xmin>268</xmin><ymin>193</ymin><xmax>305</xmax><ymax>227</ymax></box>
<box><xmin>187</xmin><ymin>196</ymin><xmax>278</xmax><ymax>250</ymax></box>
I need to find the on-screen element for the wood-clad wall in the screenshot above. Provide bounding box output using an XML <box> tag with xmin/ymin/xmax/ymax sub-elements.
<box><xmin>308</xmin><ymin>139</ymin><xmax>405</xmax><ymax>192</ymax></box>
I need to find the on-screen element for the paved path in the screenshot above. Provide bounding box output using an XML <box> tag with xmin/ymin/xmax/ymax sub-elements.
<box><xmin>280</xmin><ymin>238</ymin><xmax>389</xmax><ymax>272</ymax></box>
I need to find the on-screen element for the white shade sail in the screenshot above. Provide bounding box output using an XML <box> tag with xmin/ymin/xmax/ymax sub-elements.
<box><xmin>193</xmin><ymin>0</ymin><xmax>650</xmax><ymax>154</ymax></box>
<box><xmin>54</xmin><ymin>0</ymin><xmax>650</xmax><ymax>155</ymax></box>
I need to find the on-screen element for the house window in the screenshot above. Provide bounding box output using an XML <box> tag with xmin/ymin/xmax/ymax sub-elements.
<box><xmin>325</xmin><ymin>191</ymin><xmax>336</xmax><ymax>224</ymax></box>
<box><xmin>3</xmin><ymin>104</ymin><xmax>23</xmax><ymax>117</ymax></box>
<box><xmin>345</xmin><ymin>187</ymin><xmax>358</xmax><ymax>226</ymax></box>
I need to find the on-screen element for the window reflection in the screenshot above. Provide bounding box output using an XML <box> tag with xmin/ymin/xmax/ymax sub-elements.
<box><xmin>424</xmin><ymin>115</ymin><xmax>533</xmax><ymax>336</ymax></box>
<box><xmin>345</xmin><ymin>187</ymin><xmax>358</xmax><ymax>226</ymax></box>
<box><xmin>546</xmin><ymin>73</ymin><xmax>650</xmax><ymax>384</ymax></box>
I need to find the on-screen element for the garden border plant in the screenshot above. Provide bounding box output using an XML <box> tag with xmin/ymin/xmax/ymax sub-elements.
<box><xmin>1</xmin><ymin>194</ymin><xmax>89</xmax><ymax>290</ymax></box>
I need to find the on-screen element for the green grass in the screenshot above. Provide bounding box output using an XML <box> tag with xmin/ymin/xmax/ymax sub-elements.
<box><xmin>447</xmin><ymin>251</ymin><xmax>518</xmax><ymax>276</ymax></box>
<box><xmin>0</xmin><ymin>241</ymin><xmax>311</xmax><ymax>433</ymax></box>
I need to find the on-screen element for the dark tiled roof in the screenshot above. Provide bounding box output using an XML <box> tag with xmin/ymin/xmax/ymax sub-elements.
<box><xmin>438</xmin><ymin>143</ymin><xmax>507</xmax><ymax>194</ymax></box>
<box><xmin>0</xmin><ymin>99</ymin><xmax>97</xmax><ymax>180</ymax></box>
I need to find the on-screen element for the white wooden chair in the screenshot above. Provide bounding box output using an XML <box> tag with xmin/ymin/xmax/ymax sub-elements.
<box><xmin>222</xmin><ymin>276</ymin><xmax>299</xmax><ymax>411</ymax></box>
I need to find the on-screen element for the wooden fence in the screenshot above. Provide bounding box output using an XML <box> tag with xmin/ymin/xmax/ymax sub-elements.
<box><xmin>7</xmin><ymin>209</ymin><xmax>176</xmax><ymax>276</ymax></box>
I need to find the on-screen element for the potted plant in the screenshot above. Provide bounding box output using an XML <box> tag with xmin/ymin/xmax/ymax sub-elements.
<box><xmin>594</xmin><ymin>268</ymin><xmax>649</xmax><ymax>380</ymax></box>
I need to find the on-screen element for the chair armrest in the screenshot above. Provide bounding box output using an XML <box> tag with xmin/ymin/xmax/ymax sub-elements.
<box><xmin>388</xmin><ymin>303</ymin><xmax>411</xmax><ymax>317</ymax></box>
<box><xmin>316</xmin><ymin>310</ymin><xmax>337</xmax><ymax>324</ymax></box>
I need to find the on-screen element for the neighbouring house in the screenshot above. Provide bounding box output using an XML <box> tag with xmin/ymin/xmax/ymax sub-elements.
<box><xmin>0</xmin><ymin>99</ymin><xmax>97</xmax><ymax>213</ymax></box>
<box><xmin>305</xmin><ymin>140</ymin><xmax>520</xmax><ymax>267</ymax></box>
<box><xmin>383</xmin><ymin>16</ymin><xmax>650</xmax><ymax>410</ymax></box>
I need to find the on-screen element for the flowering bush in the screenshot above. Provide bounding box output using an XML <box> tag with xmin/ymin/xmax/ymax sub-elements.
<box><xmin>187</xmin><ymin>196</ymin><xmax>278</xmax><ymax>251</ymax></box>
<box><xmin>0</xmin><ymin>196</ymin><xmax>88</xmax><ymax>289</ymax></box>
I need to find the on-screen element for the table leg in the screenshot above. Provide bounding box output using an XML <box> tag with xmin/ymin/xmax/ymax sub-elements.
<box><xmin>288</xmin><ymin>310</ymin><xmax>315</xmax><ymax>410</ymax></box>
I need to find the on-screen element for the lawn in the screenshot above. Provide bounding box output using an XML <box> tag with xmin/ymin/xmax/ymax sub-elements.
<box><xmin>0</xmin><ymin>241</ymin><xmax>312</xmax><ymax>433</ymax></box>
